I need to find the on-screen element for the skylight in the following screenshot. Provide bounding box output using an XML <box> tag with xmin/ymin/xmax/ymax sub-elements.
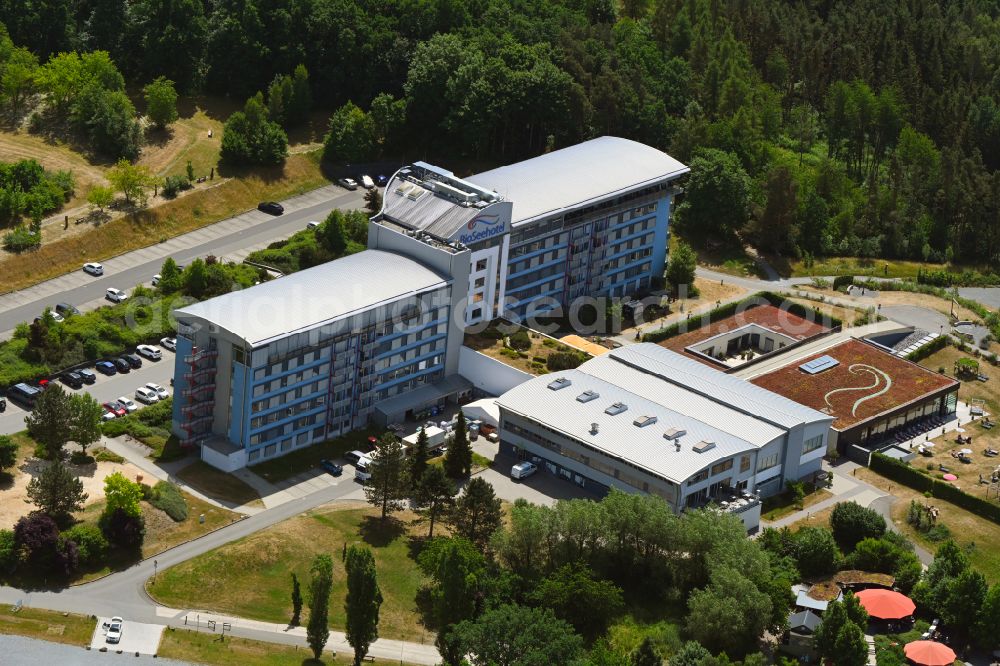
<box><xmin>577</xmin><ymin>390</ymin><xmax>600</xmax><ymax>403</ymax></box>
<box><xmin>547</xmin><ymin>377</ymin><xmax>572</xmax><ymax>391</ymax></box>
<box><xmin>605</xmin><ymin>402</ymin><xmax>628</xmax><ymax>416</ymax></box>
<box><xmin>633</xmin><ymin>415</ymin><xmax>658</xmax><ymax>428</ymax></box>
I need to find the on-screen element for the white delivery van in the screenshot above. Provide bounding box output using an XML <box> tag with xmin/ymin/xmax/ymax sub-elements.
<box><xmin>355</xmin><ymin>458</ymin><xmax>372</xmax><ymax>483</ymax></box>
<box><xmin>510</xmin><ymin>461</ymin><xmax>537</xmax><ymax>480</ymax></box>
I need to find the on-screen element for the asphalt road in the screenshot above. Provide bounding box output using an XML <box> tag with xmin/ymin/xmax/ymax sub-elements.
<box><xmin>0</xmin><ymin>185</ymin><xmax>367</xmax><ymax>334</ymax></box>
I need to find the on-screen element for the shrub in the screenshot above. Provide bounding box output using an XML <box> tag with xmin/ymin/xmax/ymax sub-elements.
<box><xmin>3</xmin><ymin>225</ymin><xmax>41</xmax><ymax>252</ymax></box>
<box><xmin>99</xmin><ymin>507</ymin><xmax>145</xmax><ymax>550</ymax></box>
<box><xmin>832</xmin><ymin>275</ymin><xmax>854</xmax><ymax>291</ymax></box>
<box><xmin>94</xmin><ymin>448</ymin><xmax>125</xmax><ymax>463</ymax></box>
<box><xmin>62</xmin><ymin>524</ymin><xmax>108</xmax><ymax>565</ymax></box>
<box><xmin>508</xmin><ymin>329</ymin><xmax>532</xmax><ymax>351</ymax></box>
<box><xmin>546</xmin><ymin>351</ymin><xmax>586</xmax><ymax>372</ymax></box>
<box><xmin>0</xmin><ymin>529</ymin><xmax>16</xmax><ymax>573</ymax></box>
<box><xmin>149</xmin><ymin>481</ymin><xmax>188</xmax><ymax>521</ymax></box>
<box><xmin>160</xmin><ymin>174</ymin><xmax>190</xmax><ymax>199</ymax></box>
<box><xmin>139</xmin><ymin>482</ymin><xmax>154</xmax><ymax>500</ymax></box>
<box><xmin>830</xmin><ymin>502</ymin><xmax>886</xmax><ymax>549</ymax></box>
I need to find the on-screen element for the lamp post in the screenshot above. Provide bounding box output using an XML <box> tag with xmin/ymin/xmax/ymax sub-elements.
<box><xmin>153</xmin><ymin>559</ymin><xmax>157</xmax><ymax>583</ymax></box>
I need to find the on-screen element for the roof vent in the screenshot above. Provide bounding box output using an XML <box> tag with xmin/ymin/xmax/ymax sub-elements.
<box><xmin>633</xmin><ymin>415</ymin><xmax>658</xmax><ymax>428</ymax></box>
<box><xmin>547</xmin><ymin>377</ymin><xmax>572</xmax><ymax>391</ymax></box>
<box><xmin>590</xmin><ymin>422</ymin><xmax>599</xmax><ymax>435</ymax></box>
<box><xmin>675</xmin><ymin>441</ymin><xmax>682</xmax><ymax>452</ymax></box>
<box><xmin>663</xmin><ymin>427</ymin><xmax>687</xmax><ymax>441</ymax></box>
<box><xmin>577</xmin><ymin>390</ymin><xmax>600</xmax><ymax>403</ymax></box>
<box><xmin>693</xmin><ymin>440</ymin><xmax>716</xmax><ymax>453</ymax></box>
<box><xmin>605</xmin><ymin>402</ymin><xmax>628</xmax><ymax>416</ymax></box>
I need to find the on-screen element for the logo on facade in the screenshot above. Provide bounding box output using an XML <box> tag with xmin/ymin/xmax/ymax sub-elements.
<box><xmin>459</xmin><ymin>214</ymin><xmax>507</xmax><ymax>244</ymax></box>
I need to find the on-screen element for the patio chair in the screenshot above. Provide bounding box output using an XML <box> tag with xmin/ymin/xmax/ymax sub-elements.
<box><xmin>939</xmin><ymin>464</ymin><xmax>953</xmax><ymax>473</ymax></box>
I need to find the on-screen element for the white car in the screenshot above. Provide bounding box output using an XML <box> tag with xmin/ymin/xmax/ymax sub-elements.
<box><xmin>160</xmin><ymin>337</ymin><xmax>177</xmax><ymax>351</ymax></box>
<box><xmin>511</xmin><ymin>461</ymin><xmax>538</xmax><ymax>480</ymax></box>
<box><xmin>106</xmin><ymin>288</ymin><xmax>127</xmax><ymax>303</ymax></box>
<box><xmin>136</xmin><ymin>344</ymin><xmax>162</xmax><ymax>360</ymax></box>
<box><xmin>106</xmin><ymin>617</ymin><xmax>123</xmax><ymax>644</ymax></box>
<box><xmin>152</xmin><ymin>273</ymin><xmax>161</xmax><ymax>286</ymax></box>
<box><xmin>307</xmin><ymin>220</ymin><xmax>320</xmax><ymax>229</ymax></box>
<box><xmin>135</xmin><ymin>386</ymin><xmax>159</xmax><ymax>404</ymax></box>
<box><xmin>145</xmin><ymin>382</ymin><xmax>169</xmax><ymax>400</ymax></box>
<box><xmin>116</xmin><ymin>396</ymin><xmax>138</xmax><ymax>413</ymax></box>
<box><xmin>83</xmin><ymin>262</ymin><xmax>104</xmax><ymax>276</ymax></box>
<box><xmin>101</xmin><ymin>410</ymin><xmax>117</xmax><ymax>422</ymax></box>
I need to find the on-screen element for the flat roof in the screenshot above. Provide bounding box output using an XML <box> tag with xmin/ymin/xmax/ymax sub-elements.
<box><xmin>496</xmin><ymin>344</ymin><xmax>831</xmax><ymax>484</ymax></box>
<box><xmin>468</xmin><ymin>136</ymin><xmax>688</xmax><ymax>226</ymax></box>
<box><xmin>174</xmin><ymin>250</ymin><xmax>449</xmax><ymax>346</ymax></box>
<box><xmin>750</xmin><ymin>339</ymin><xmax>959</xmax><ymax>430</ymax></box>
<box><xmin>659</xmin><ymin>304</ymin><xmax>830</xmax><ymax>367</ymax></box>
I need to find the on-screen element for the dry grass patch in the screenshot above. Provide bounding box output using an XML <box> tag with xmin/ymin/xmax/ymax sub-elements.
<box><xmin>174</xmin><ymin>461</ymin><xmax>264</xmax><ymax>509</ymax></box>
<box><xmin>0</xmin><ymin>131</ymin><xmax>108</xmax><ymax>209</ymax></box>
<box><xmin>147</xmin><ymin>504</ymin><xmax>432</xmax><ymax>643</ymax></box>
<box><xmin>783</xmin><ymin>504</ymin><xmax>836</xmax><ymax>534</ymax></box>
<box><xmin>0</xmin><ymin>607</ymin><xmax>95</xmax><ymax>646</ymax></box>
<box><xmin>919</xmin><ymin>346</ymin><xmax>1000</xmax><ymax>414</ymax></box>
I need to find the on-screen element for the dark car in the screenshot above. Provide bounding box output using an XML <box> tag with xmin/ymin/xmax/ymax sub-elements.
<box><xmin>7</xmin><ymin>382</ymin><xmax>41</xmax><ymax>408</ymax></box>
<box><xmin>77</xmin><ymin>368</ymin><xmax>97</xmax><ymax>384</ymax></box>
<box><xmin>113</xmin><ymin>357</ymin><xmax>131</xmax><ymax>373</ymax></box>
<box><xmin>257</xmin><ymin>201</ymin><xmax>284</xmax><ymax>215</ymax></box>
<box><xmin>59</xmin><ymin>372</ymin><xmax>83</xmax><ymax>389</ymax></box>
<box><xmin>55</xmin><ymin>302</ymin><xmax>80</xmax><ymax>317</ymax></box>
<box><xmin>95</xmin><ymin>361</ymin><xmax>117</xmax><ymax>376</ymax></box>
<box><xmin>375</xmin><ymin>174</ymin><xmax>388</xmax><ymax>187</ymax></box>
<box><xmin>0</xmin><ymin>395</ymin><xmax>5</xmax><ymax>412</ymax></box>
<box><xmin>124</xmin><ymin>353</ymin><xmax>142</xmax><ymax>369</ymax></box>
<box><xmin>320</xmin><ymin>459</ymin><xmax>343</xmax><ymax>476</ymax></box>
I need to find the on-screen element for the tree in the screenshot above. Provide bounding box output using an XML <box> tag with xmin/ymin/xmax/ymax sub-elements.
<box><xmin>13</xmin><ymin>512</ymin><xmax>68</xmax><ymax>573</ymax></box>
<box><xmin>449</xmin><ymin>477</ymin><xmax>503</xmax><ymax>550</ymax></box>
<box><xmin>976</xmin><ymin>584</ymin><xmax>1000</xmax><ymax>649</ymax></box>
<box><xmin>345</xmin><ymin>545</ymin><xmax>383</xmax><ymax>666</ymax></box>
<box><xmin>323</xmin><ymin>101</ymin><xmax>375</xmax><ymax>163</ymax></box>
<box><xmin>792</xmin><ymin>526</ymin><xmax>839</xmax><ymax>577</ymax></box>
<box><xmin>157</xmin><ymin>257</ymin><xmax>183</xmax><ymax>294</ymax></box>
<box><xmin>364</xmin><ymin>434</ymin><xmax>408</xmax><ymax>520</ymax></box>
<box><xmin>686</xmin><ymin>565</ymin><xmax>772</xmax><ymax>655</ymax></box>
<box><xmin>290</xmin><ymin>572</ymin><xmax>303</xmax><ymax>626</ymax></box>
<box><xmin>631</xmin><ymin>637</ymin><xmax>661</xmax><ymax>666</ymax></box>
<box><xmin>1</xmin><ymin>46</ymin><xmax>38</xmax><ymax>113</ymax></box>
<box><xmin>415</xmin><ymin>465</ymin><xmax>456</xmax><ymax>538</ymax></box>
<box><xmin>0</xmin><ymin>529</ymin><xmax>16</xmax><ymax>573</ymax></box>
<box><xmin>26</xmin><ymin>461</ymin><xmax>87</xmax><ymax>523</ymax></box>
<box><xmin>0</xmin><ymin>434</ymin><xmax>17</xmax><ymax>473</ymax></box>
<box><xmin>62</xmin><ymin>524</ymin><xmax>108</xmax><ymax>567</ymax></box>
<box><xmin>25</xmin><ymin>382</ymin><xmax>73</xmax><ymax>459</ymax></box>
<box><xmin>814</xmin><ymin>593</ymin><xmax>867</xmax><ymax>661</ymax></box>
<box><xmin>417</xmin><ymin>537</ymin><xmax>486</xmax><ymax>664</ymax></box>
<box><xmin>307</xmin><ymin>554</ymin><xmax>334</xmax><ymax>659</ymax></box>
<box><xmin>830</xmin><ymin>502</ymin><xmax>886</xmax><ymax>550</ymax></box>
<box><xmin>318</xmin><ymin>210</ymin><xmax>348</xmax><ymax>255</ymax></box>
<box><xmin>409</xmin><ymin>427</ymin><xmax>430</xmax><ymax>489</ymax></box>
<box><xmin>86</xmin><ymin>185</ymin><xmax>114</xmax><ymax>212</ymax></box>
<box><xmin>220</xmin><ymin>93</ymin><xmax>288</xmax><ymax>166</ymax></box>
<box><xmin>789</xmin><ymin>103</ymin><xmax>819</xmax><ymax>166</ymax></box>
<box><xmin>443</xmin><ymin>410</ymin><xmax>471</xmax><ymax>478</ymax></box>
<box><xmin>364</xmin><ymin>187</ymin><xmax>383</xmax><ymax>215</ymax></box>
<box><xmin>673</xmin><ymin>149</ymin><xmax>750</xmax><ymax>248</ymax></box>
<box><xmin>531</xmin><ymin>563</ymin><xmax>624</xmax><ymax>640</ymax></box>
<box><xmin>750</xmin><ymin>165</ymin><xmax>799</xmax><ymax>256</ymax></box>
<box><xmin>102</xmin><ymin>471</ymin><xmax>143</xmax><ymax>518</ymax></box>
<box><xmin>665</xmin><ymin>240</ymin><xmax>697</xmax><ymax>291</ymax></box>
<box><xmin>833</xmin><ymin>622</ymin><xmax>869</xmax><ymax>666</ymax></box>
<box><xmin>286</xmin><ymin>64</ymin><xmax>311</xmax><ymax>126</ymax></box>
<box><xmin>143</xmin><ymin>77</ymin><xmax>178</xmax><ymax>129</ymax></box>
<box><xmin>940</xmin><ymin>568</ymin><xmax>987</xmax><ymax>638</ymax></box>
<box><xmin>70</xmin><ymin>393</ymin><xmax>104</xmax><ymax>454</ymax></box>
<box><xmin>72</xmin><ymin>84</ymin><xmax>142</xmax><ymax>160</ymax></box>
<box><xmin>107</xmin><ymin>159</ymin><xmax>156</xmax><ymax>206</ymax></box>
<box><xmin>182</xmin><ymin>258</ymin><xmax>209</xmax><ymax>298</ymax></box>
<box><xmin>452</xmin><ymin>604</ymin><xmax>583</xmax><ymax>666</ymax></box>
<box><xmin>669</xmin><ymin>641</ymin><xmax>712</xmax><ymax>666</ymax></box>
<box><xmin>99</xmin><ymin>507</ymin><xmax>145</xmax><ymax>550</ymax></box>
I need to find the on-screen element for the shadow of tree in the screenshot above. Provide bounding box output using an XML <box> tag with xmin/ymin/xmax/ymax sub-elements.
<box><xmin>358</xmin><ymin>515</ymin><xmax>404</xmax><ymax>548</ymax></box>
<box><xmin>144</xmin><ymin>126</ymin><xmax>175</xmax><ymax>149</ymax></box>
<box><xmin>0</xmin><ymin>471</ymin><xmax>13</xmax><ymax>491</ymax></box>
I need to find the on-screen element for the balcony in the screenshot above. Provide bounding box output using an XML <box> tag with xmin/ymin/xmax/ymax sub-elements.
<box><xmin>184</xmin><ymin>347</ymin><xmax>219</xmax><ymax>365</ymax></box>
<box><xmin>182</xmin><ymin>383</ymin><xmax>216</xmax><ymax>400</ymax></box>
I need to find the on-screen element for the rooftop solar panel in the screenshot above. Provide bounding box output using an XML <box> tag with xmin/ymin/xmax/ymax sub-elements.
<box><xmin>800</xmin><ymin>355</ymin><xmax>840</xmax><ymax>374</ymax></box>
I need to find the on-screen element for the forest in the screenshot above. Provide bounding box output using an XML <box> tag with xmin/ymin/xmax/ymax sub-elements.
<box><xmin>0</xmin><ymin>0</ymin><xmax>997</xmax><ymax>263</ymax></box>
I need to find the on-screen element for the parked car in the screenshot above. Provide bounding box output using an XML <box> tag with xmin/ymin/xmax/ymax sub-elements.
<box><xmin>257</xmin><ymin>201</ymin><xmax>284</xmax><ymax>215</ymax></box>
<box><xmin>103</xmin><ymin>401</ymin><xmax>126</xmax><ymax>417</ymax></box>
<box><xmin>37</xmin><ymin>378</ymin><xmax>50</xmax><ymax>390</ymax></box>
<box><xmin>145</xmin><ymin>382</ymin><xmax>169</xmax><ymax>400</ymax></box>
<box><xmin>344</xmin><ymin>450</ymin><xmax>371</xmax><ymax>466</ymax></box>
<box><xmin>136</xmin><ymin>344</ymin><xmax>162</xmax><ymax>360</ymax></box>
<box><xmin>116</xmin><ymin>396</ymin><xmax>138</xmax><ymax>413</ymax></box>
<box><xmin>7</xmin><ymin>383</ymin><xmax>42</xmax><ymax>408</ymax></box>
<box><xmin>123</xmin><ymin>353</ymin><xmax>142</xmax><ymax>369</ymax></box>
<box><xmin>77</xmin><ymin>368</ymin><xmax>97</xmax><ymax>384</ymax></box>
<box><xmin>320</xmin><ymin>459</ymin><xmax>343</xmax><ymax>476</ymax></box>
<box><xmin>355</xmin><ymin>459</ymin><xmax>372</xmax><ymax>483</ymax></box>
<box><xmin>375</xmin><ymin>174</ymin><xmax>389</xmax><ymax>187</ymax></box>
<box><xmin>151</xmin><ymin>274</ymin><xmax>161</xmax><ymax>286</ymax></box>
<box><xmin>59</xmin><ymin>372</ymin><xmax>83</xmax><ymax>389</ymax></box>
<box><xmin>307</xmin><ymin>220</ymin><xmax>320</xmax><ymax>229</ymax></box>
<box><xmin>101</xmin><ymin>410</ymin><xmax>116</xmax><ymax>422</ymax></box>
<box><xmin>357</xmin><ymin>174</ymin><xmax>375</xmax><ymax>190</ymax></box>
<box><xmin>105</xmin><ymin>287</ymin><xmax>127</xmax><ymax>303</ymax></box>
<box><xmin>336</xmin><ymin>177</ymin><xmax>358</xmax><ymax>190</ymax></box>
<box><xmin>113</xmin><ymin>358</ymin><xmax>131</xmax><ymax>373</ymax></box>
<box><xmin>95</xmin><ymin>361</ymin><xmax>117</xmax><ymax>376</ymax></box>
<box><xmin>510</xmin><ymin>461</ymin><xmax>538</xmax><ymax>480</ymax></box>
<box><xmin>55</xmin><ymin>303</ymin><xmax>80</xmax><ymax>317</ymax></box>
<box><xmin>0</xmin><ymin>395</ymin><xmax>5</xmax><ymax>412</ymax></box>
<box><xmin>135</xmin><ymin>387</ymin><xmax>159</xmax><ymax>404</ymax></box>
<box><xmin>160</xmin><ymin>337</ymin><xmax>177</xmax><ymax>351</ymax></box>
<box><xmin>83</xmin><ymin>262</ymin><xmax>104</xmax><ymax>276</ymax></box>
<box><xmin>105</xmin><ymin>617</ymin><xmax>123</xmax><ymax>644</ymax></box>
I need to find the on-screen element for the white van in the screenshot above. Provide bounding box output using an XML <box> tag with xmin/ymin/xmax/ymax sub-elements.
<box><xmin>510</xmin><ymin>461</ymin><xmax>537</xmax><ymax>480</ymax></box>
<box><xmin>355</xmin><ymin>459</ymin><xmax>372</xmax><ymax>483</ymax></box>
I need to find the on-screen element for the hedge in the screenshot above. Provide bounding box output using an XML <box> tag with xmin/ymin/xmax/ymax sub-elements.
<box><xmin>642</xmin><ymin>291</ymin><xmax>842</xmax><ymax>343</ymax></box>
<box><xmin>870</xmin><ymin>452</ymin><xmax>1000</xmax><ymax>524</ymax></box>
<box><xmin>906</xmin><ymin>334</ymin><xmax>951</xmax><ymax>362</ymax></box>
<box><xmin>149</xmin><ymin>481</ymin><xmax>188</xmax><ymax>522</ymax></box>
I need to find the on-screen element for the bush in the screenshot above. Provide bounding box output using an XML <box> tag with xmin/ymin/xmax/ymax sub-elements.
<box><xmin>62</xmin><ymin>524</ymin><xmax>108</xmax><ymax>565</ymax></box>
<box><xmin>161</xmin><ymin>174</ymin><xmax>191</xmax><ymax>199</ymax></box>
<box><xmin>832</xmin><ymin>275</ymin><xmax>854</xmax><ymax>291</ymax></box>
<box><xmin>149</xmin><ymin>481</ymin><xmax>188</xmax><ymax>521</ymax></box>
<box><xmin>139</xmin><ymin>482</ymin><xmax>154</xmax><ymax>500</ymax></box>
<box><xmin>830</xmin><ymin>501</ymin><xmax>886</xmax><ymax>549</ymax></box>
<box><xmin>0</xmin><ymin>529</ymin><xmax>16</xmax><ymax>573</ymax></box>
<box><xmin>99</xmin><ymin>507</ymin><xmax>145</xmax><ymax>550</ymax></box>
<box><xmin>546</xmin><ymin>351</ymin><xmax>586</xmax><ymax>372</ymax></box>
<box><xmin>94</xmin><ymin>448</ymin><xmax>125</xmax><ymax>463</ymax></box>
<box><xmin>508</xmin><ymin>329</ymin><xmax>532</xmax><ymax>351</ymax></box>
<box><xmin>2</xmin><ymin>225</ymin><xmax>41</xmax><ymax>252</ymax></box>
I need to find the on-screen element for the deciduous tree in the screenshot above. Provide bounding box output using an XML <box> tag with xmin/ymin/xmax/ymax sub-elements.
<box><xmin>830</xmin><ymin>502</ymin><xmax>886</xmax><ymax>550</ymax></box>
<box><xmin>673</xmin><ymin>149</ymin><xmax>750</xmax><ymax>248</ymax></box>
<box><xmin>107</xmin><ymin>159</ymin><xmax>156</xmax><ymax>206</ymax></box>
<box><xmin>143</xmin><ymin>77</ymin><xmax>178</xmax><ymax>129</ymax></box>
<box><xmin>102</xmin><ymin>471</ymin><xmax>143</xmax><ymax>517</ymax></box>
<box><xmin>220</xmin><ymin>93</ymin><xmax>288</xmax><ymax>166</ymax></box>
<box><xmin>70</xmin><ymin>393</ymin><xmax>104</xmax><ymax>454</ymax></box>
<box><xmin>323</xmin><ymin>101</ymin><xmax>374</xmax><ymax>163</ymax></box>
<box><xmin>531</xmin><ymin>563</ymin><xmax>624</xmax><ymax>640</ymax></box>
<box><xmin>452</xmin><ymin>604</ymin><xmax>583</xmax><ymax>666</ymax></box>
<box><xmin>666</xmin><ymin>240</ymin><xmax>697</xmax><ymax>291</ymax></box>
<box><xmin>0</xmin><ymin>434</ymin><xmax>17</xmax><ymax>473</ymax></box>
<box><xmin>86</xmin><ymin>185</ymin><xmax>114</xmax><ymax>212</ymax></box>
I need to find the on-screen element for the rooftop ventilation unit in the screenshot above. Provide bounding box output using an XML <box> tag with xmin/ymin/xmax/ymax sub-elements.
<box><xmin>663</xmin><ymin>427</ymin><xmax>687</xmax><ymax>441</ymax></box>
<box><xmin>577</xmin><ymin>390</ymin><xmax>600</xmax><ymax>403</ymax></box>
<box><xmin>590</xmin><ymin>422</ymin><xmax>599</xmax><ymax>435</ymax></box>
<box><xmin>547</xmin><ymin>377</ymin><xmax>572</xmax><ymax>391</ymax></box>
<box><xmin>633</xmin><ymin>415</ymin><xmax>658</xmax><ymax>428</ymax></box>
<box><xmin>605</xmin><ymin>402</ymin><xmax>628</xmax><ymax>416</ymax></box>
<box><xmin>693</xmin><ymin>440</ymin><xmax>716</xmax><ymax>453</ymax></box>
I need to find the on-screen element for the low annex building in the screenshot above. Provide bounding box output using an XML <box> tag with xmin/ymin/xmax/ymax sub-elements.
<box><xmin>495</xmin><ymin>343</ymin><xmax>833</xmax><ymax>530</ymax></box>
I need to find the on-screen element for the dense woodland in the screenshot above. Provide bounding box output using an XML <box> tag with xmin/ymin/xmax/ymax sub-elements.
<box><xmin>1</xmin><ymin>0</ymin><xmax>998</xmax><ymax>266</ymax></box>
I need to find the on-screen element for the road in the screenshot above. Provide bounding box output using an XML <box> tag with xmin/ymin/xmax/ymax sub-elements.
<box><xmin>0</xmin><ymin>184</ymin><xmax>366</xmax><ymax>335</ymax></box>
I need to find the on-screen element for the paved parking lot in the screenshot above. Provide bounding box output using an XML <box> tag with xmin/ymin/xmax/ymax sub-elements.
<box><xmin>476</xmin><ymin>451</ymin><xmax>593</xmax><ymax>506</ymax></box>
<box><xmin>90</xmin><ymin>616</ymin><xmax>165</xmax><ymax>655</ymax></box>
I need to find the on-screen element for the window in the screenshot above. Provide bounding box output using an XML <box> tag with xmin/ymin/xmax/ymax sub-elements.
<box><xmin>757</xmin><ymin>453</ymin><xmax>779</xmax><ymax>472</ymax></box>
<box><xmin>740</xmin><ymin>455</ymin><xmax>751</xmax><ymax>473</ymax></box>
<box><xmin>689</xmin><ymin>469</ymin><xmax>709</xmax><ymax>484</ymax></box>
<box><xmin>802</xmin><ymin>435</ymin><xmax>825</xmax><ymax>454</ymax></box>
<box><xmin>710</xmin><ymin>459</ymin><xmax>733</xmax><ymax>476</ymax></box>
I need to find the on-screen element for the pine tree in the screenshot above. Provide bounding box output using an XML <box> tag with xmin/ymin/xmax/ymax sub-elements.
<box><xmin>409</xmin><ymin>428</ymin><xmax>430</xmax><ymax>490</ymax></box>
<box><xmin>416</xmin><ymin>465</ymin><xmax>457</xmax><ymax>538</ymax></box>
<box><xmin>25</xmin><ymin>383</ymin><xmax>73</xmax><ymax>460</ymax></box>
<box><xmin>307</xmin><ymin>554</ymin><xmax>333</xmax><ymax>659</ymax></box>
<box><xmin>363</xmin><ymin>434</ymin><xmax>408</xmax><ymax>520</ymax></box>
<box><xmin>26</xmin><ymin>461</ymin><xmax>88</xmax><ymax>523</ymax></box>
<box><xmin>345</xmin><ymin>545</ymin><xmax>382</xmax><ymax>666</ymax></box>
<box><xmin>449</xmin><ymin>477</ymin><xmax>503</xmax><ymax>550</ymax></box>
<box><xmin>290</xmin><ymin>572</ymin><xmax>303</xmax><ymax>626</ymax></box>
<box><xmin>444</xmin><ymin>410</ymin><xmax>472</xmax><ymax>478</ymax></box>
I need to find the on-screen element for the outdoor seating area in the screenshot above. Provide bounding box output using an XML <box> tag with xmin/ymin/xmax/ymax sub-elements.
<box><xmin>891</xmin><ymin>414</ymin><xmax>951</xmax><ymax>446</ymax></box>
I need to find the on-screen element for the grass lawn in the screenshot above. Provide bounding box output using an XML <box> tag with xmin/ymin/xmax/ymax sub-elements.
<box><xmin>0</xmin><ymin>607</ymin><xmax>95</xmax><ymax>646</ymax></box>
<box><xmin>251</xmin><ymin>427</ymin><xmax>384</xmax><ymax>484</ymax></box>
<box><xmin>147</xmin><ymin>504</ymin><xmax>432</xmax><ymax>643</ymax></box>
<box><xmin>761</xmin><ymin>482</ymin><xmax>832</xmax><ymax>521</ymax></box>
<box><xmin>159</xmin><ymin>627</ymin><xmax>420</xmax><ymax>666</ymax></box>
<box><xmin>788</xmin><ymin>256</ymin><xmax>950</xmax><ymax>279</ymax></box>
<box><xmin>919</xmin><ymin>345</ymin><xmax>1000</xmax><ymax>415</ymax></box>
<box><xmin>175</xmin><ymin>461</ymin><xmax>264</xmax><ymax>509</ymax></box>
<box><xmin>783</xmin><ymin>503</ymin><xmax>837</xmax><ymax>535</ymax></box>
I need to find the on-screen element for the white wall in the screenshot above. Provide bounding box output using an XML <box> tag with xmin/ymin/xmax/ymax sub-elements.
<box><xmin>202</xmin><ymin>443</ymin><xmax>247</xmax><ymax>472</ymax></box>
<box><xmin>459</xmin><ymin>346</ymin><xmax>532</xmax><ymax>396</ymax></box>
